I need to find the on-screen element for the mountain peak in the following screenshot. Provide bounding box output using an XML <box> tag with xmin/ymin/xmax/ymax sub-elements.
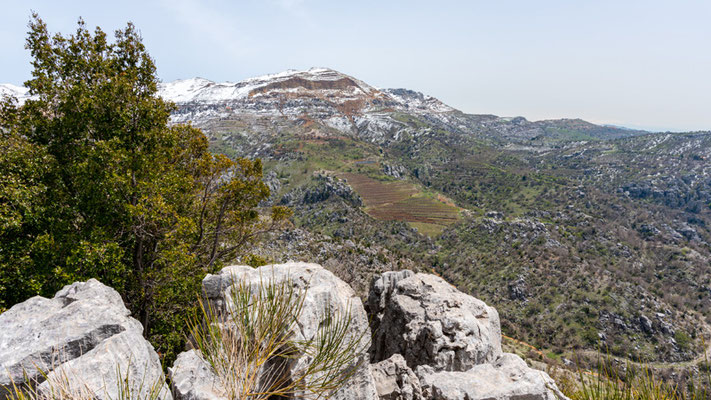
<box><xmin>158</xmin><ymin>67</ymin><xmax>379</xmax><ymax>104</ymax></box>
<box><xmin>0</xmin><ymin>83</ymin><xmax>30</xmax><ymax>104</ymax></box>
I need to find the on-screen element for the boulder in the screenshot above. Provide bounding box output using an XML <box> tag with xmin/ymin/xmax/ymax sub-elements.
<box><xmin>0</xmin><ymin>279</ymin><xmax>170</xmax><ymax>400</ymax></box>
<box><xmin>194</xmin><ymin>262</ymin><xmax>378</xmax><ymax>400</ymax></box>
<box><xmin>169</xmin><ymin>350</ymin><xmax>225</xmax><ymax>400</ymax></box>
<box><xmin>416</xmin><ymin>353</ymin><xmax>567</xmax><ymax>400</ymax></box>
<box><xmin>368</xmin><ymin>271</ymin><xmax>502</xmax><ymax>371</ymax></box>
<box><xmin>370</xmin><ymin>354</ymin><xmax>423</xmax><ymax>400</ymax></box>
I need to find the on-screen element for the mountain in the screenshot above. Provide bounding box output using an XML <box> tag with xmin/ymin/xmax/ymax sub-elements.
<box><xmin>0</xmin><ymin>83</ymin><xmax>29</xmax><ymax>103</ymax></box>
<box><xmin>158</xmin><ymin>68</ymin><xmax>649</xmax><ymax>150</ymax></box>
<box><xmin>4</xmin><ymin>68</ymin><xmax>710</xmax><ymax>369</ymax></box>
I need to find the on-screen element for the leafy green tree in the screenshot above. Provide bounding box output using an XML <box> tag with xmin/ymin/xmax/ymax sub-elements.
<box><xmin>0</xmin><ymin>14</ymin><xmax>290</xmax><ymax>362</ymax></box>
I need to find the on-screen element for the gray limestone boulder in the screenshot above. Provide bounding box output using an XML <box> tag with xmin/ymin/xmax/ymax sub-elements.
<box><xmin>190</xmin><ymin>261</ymin><xmax>378</xmax><ymax>400</ymax></box>
<box><xmin>0</xmin><ymin>279</ymin><xmax>171</xmax><ymax>400</ymax></box>
<box><xmin>169</xmin><ymin>350</ymin><xmax>226</xmax><ymax>400</ymax></box>
<box><xmin>416</xmin><ymin>353</ymin><xmax>567</xmax><ymax>400</ymax></box>
<box><xmin>368</xmin><ymin>271</ymin><xmax>502</xmax><ymax>372</ymax></box>
<box><xmin>370</xmin><ymin>354</ymin><xmax>423</xmax><ymax>400</ymax></box>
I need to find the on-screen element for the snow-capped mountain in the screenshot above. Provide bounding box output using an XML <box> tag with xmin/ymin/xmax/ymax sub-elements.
<box><xmin>158</xmin><ymin>67</ymin><xmax>454</xmax><ymax>124</ymax></box>
<box><xmin>0</xmin><ymin>68</ymin><xmax>458</xmax><ymax>145</ymax></box>
<box><xmin>159</xmin><ymin>68</ymin><xmax>379</xmax><ymax>104</ymax></box>
<box><xmin>0</xmin><ymin>83</ymin><xmax>30</xmax><ymax>104</ymax></box>
<box><xmin>1</xmin><ymin>67</ymin><xmax>645</xmax><ymax>147</ymax></box>
<box><xmin>155</xmin><ymin>67</ymin><xmax>462</xmax><ymax>146</ymax></box>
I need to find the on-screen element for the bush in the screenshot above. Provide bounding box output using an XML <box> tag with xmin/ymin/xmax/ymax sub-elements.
<box><xmin>675</xmin><ymin>331</ymin><xmax>692</xmax><ymax>352</ymax></box>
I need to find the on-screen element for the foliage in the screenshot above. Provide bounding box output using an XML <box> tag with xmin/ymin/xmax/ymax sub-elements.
<box><xmin>189</xmin><ymin>275</ymin><xmax>367</xmax><ymax>399</ymax></box>
<box><xmin>558</xmin><ymin>341</ymin><xmax>711</xmax><ymax>400</ymax></box>
<box><xmin>0</xmin><ymin>15</ymin><xmax>290</xmax><ymax>363</ymax></box>
<box><xmin>563</xmin><ymin>358</ymin><xmax>710</xmax><ymax>400</ymax></box>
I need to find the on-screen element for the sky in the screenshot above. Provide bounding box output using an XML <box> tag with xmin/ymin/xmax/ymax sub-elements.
<box><xmin>1</xmin><ymin>0</ymin><xmax>710</xmax><ymax>132</ymax></box>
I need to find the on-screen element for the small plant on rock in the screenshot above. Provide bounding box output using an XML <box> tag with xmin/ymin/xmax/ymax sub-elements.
<box><xmin>189</xmin><ymin>274</ymin><xmax>367</xmax><ymax>400</ymax></box>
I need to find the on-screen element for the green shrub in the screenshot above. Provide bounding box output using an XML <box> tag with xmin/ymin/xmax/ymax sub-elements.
<box><xmin>674</xmin><ymin>331</ymin><xmax>692</xmax><ymax>352</ymax></box>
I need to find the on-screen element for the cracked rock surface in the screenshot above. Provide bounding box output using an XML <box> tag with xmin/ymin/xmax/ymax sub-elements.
<box><xmin>416</xmin><ymin>353</ymin><xmax>567</xmax><ymax>400</ymax></box>
<box><xmin>371</xmin><ymin>354</ymin><xmax>423</xmax><ymax>400</ymax></box>
<box><xmin>368</xmin><ymin>271</ymin><xmax>502</xmax><ymax>372</ymax></box>
<box><xmin>169</xmin><ymin>350</ymin><xmax>226</xmax><ymax>400</ymax></box>
<box><xmin>0</xmin><ymin>279</ymin><xmax>170</xmax><ymax>400</ymax></box>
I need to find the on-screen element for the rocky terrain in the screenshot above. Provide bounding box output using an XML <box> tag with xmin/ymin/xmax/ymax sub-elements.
<box><xmin>0</xmin><ymin>280</ymin><xmax>171</xmax><ymax>400</ymax></box>
<box><xmin>4</xmin><ymin>67</ymin><xmax>710</xmax><ymax>366</ymax></box>
<box><xmin>0</xmin><ymin>263</ymin><xmax>568</xmax><ymax>400</ymax></box>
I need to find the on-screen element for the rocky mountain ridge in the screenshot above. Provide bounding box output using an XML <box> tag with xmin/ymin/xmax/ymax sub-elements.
<box><xmin>153</xmin><ymin>68</ymin><xmax>648</xmax><ymax>147</ymax></box>
<box><xmin>2</xmin><ymin>67</ymin><xmax>649</xmax><ymax>147</ymax></box>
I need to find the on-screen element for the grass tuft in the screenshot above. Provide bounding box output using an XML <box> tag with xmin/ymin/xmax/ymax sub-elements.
<box><xmin>188</xmin><ymin>273</ymin><xmax>368</xmax><ymax>399</ymax></box>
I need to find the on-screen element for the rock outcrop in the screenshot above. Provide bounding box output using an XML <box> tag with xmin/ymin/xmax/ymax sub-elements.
<box><xmin>371</xmin><ymin>354</ymin><xmax>423</xmax><ymax>400</ymax></box>
<box><xmin>368</xmin><ymin>270</ymin><xmax>567</xmax><ymax>400</ymax></box>
<box><xmin>368</xmin><ymin>270</ymin><xmax>502</xmax><ymax>372</ymax></box>
<box><xmin>176</xmin><ymin>262</ymin><xmax>378</xmax><ymax>400</ymax></box>
<box><xmin>416</xmin><ymin>354</ymin><xmax>566</xmax><ymax>400</ymax></box>
<box><xmin>1</xmin><ymin>263</ymin><xmax>567</xmax><ymax>400</ymax></box>
<box><xmin>0</xmin><ymin>279</ymin><xmax>171</xmax><ymax>400</ymax></box>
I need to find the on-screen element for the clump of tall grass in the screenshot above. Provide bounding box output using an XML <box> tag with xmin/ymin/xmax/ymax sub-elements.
<box><xmin>188</xmin><ymin>274</ymin><xmax>367</xmax><ymax>400</ymax></box>
<box><xmin>565</xmin><ymin>348</ymin><xmax>710</xmax><ymax>400</ymax></box>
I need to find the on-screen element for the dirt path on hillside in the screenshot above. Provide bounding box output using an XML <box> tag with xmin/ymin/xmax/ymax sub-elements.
<box><xmin>573</xmin><ymin>340</ymin><xmax>711</xmax><ymax>370</ymax></box>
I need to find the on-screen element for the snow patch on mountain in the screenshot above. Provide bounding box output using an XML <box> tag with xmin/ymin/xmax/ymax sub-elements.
<box><xmin>0</xmin><ymin>84</ymin><xmax>30</xmax><ymax>104</ymax></box>
<box><xmin>382</xmin><ymin>88</ymin><xmax>454</xmax><ymax>113</ymax></box>
<box><xmin>1</xmin><ymin>68</ymin><xmax>460</xmax><ymax>145</ymax></box>
<box><xmin>158</xmin><ymin>67</ymin><xmax>379</xmax><ymax>105</ymax></box>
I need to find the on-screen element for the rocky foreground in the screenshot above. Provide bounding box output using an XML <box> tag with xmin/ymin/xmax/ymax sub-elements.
<box><xmin>0</xmin><ymin>262</ymin><xmax>567</xmax><ymax>400</ymax></box>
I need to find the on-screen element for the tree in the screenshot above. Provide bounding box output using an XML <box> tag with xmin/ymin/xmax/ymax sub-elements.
<box><xmin>0</xmin><ymin>14</ymin><xmax>290</xmax><ymax>362</ymax></box>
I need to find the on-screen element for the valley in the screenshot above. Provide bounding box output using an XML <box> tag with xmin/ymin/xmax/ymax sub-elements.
<box><xmin>5</xmin><ymin>67</ymin><xmax>710</xmax><ymax>368</ymax></box>
<box><xmin>139</xmin><ymin>68</ymin><xmax>711</xmax><ymax>368</ymax></box>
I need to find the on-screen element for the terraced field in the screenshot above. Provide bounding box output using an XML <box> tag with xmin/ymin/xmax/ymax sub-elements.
<box><xmin>338</xmin><ymin>172</ymin><xmax>461</xmax><ymax>235</ymax></box>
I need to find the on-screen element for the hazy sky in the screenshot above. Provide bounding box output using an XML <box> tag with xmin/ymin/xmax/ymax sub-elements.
<box><xmin>2</xmin><ymin>0</ymin><xmax>710</xmax><ymax>132</ymax></box>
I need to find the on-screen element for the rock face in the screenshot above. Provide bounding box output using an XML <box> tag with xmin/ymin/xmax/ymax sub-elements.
<box><xmin>281</xmin><ymin>174</ymin><xmax>362</xmax><ymax>207</ymax></box>
<box><xmin>169</xmin><ymin>350</ymin><xmax>225</xmax><ymax>400</ymax></box>
<box><xmin>371</xmin><ymin>354</ymin><xmax>423</xmax><ymax>400</ymax></box>
<box><xmin>187</xmin><ymin>261</ymin><xmax>378</xmax><ymax>400</ymax></box>
<box><xmin>0</xmin><ymin>279</ymin><xmax>171</xmax><ymax>400</ymax></box>
<box><xmin>416</xmin><ymin>354</ymin><xmax>566</xmax><ymax>400</ymax></box>
<box><xmin>368</xmin><ymin>270</ymin><xmax>568</xmax><ymax>400</ymax></box>
<box><xmin>0</xmin><ymin>262</ymin><xmax>566</xmax><ymax>400</ymax></box>
<box><xmin>368</xmin><ymin>270</ymin><xmax>502</xmax><ymax>372</ymax></box>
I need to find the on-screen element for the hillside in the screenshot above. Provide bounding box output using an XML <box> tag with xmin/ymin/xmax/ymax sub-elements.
<box><xmin>4</xmin><ymin>68</ymin><xmax>710</xmax><ymax>365</ymax></box>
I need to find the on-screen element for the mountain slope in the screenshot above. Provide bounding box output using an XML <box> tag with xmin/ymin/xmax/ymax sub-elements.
<box><xmin>160</xmin><ymin>68</ymin><xmax>711</xmax><ymax>363</ymax></box>
<box><xmin>3</xmin><ymin>68</ymin><xmax>709</xmax><ymax>365</ymax></box>
<box><xmin>158</xmin><ymin>68</ymin><xmax>647</xmax><ymax>148</ymax></box>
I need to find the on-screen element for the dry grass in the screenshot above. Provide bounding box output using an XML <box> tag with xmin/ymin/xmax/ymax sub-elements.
<box><xmin>188</xmin><ymin>273</ymin><xmax>367</xmax><ymax>400</ymax></box>
<box><xmin>5</xmin><ymin>356</ymin><xmax>167</xmax><ymax>400</ymax></box>
<box><xmin>562</xmin><ymin>351</ymin><xmax>711</xmax><ymax>400</ymax></box>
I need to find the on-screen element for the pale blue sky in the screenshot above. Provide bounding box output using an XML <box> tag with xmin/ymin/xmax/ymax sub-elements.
<box><xmin>1</xmin><ymin>0</ymin><xmax>710</xmax><ymax>132</ymax></box>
